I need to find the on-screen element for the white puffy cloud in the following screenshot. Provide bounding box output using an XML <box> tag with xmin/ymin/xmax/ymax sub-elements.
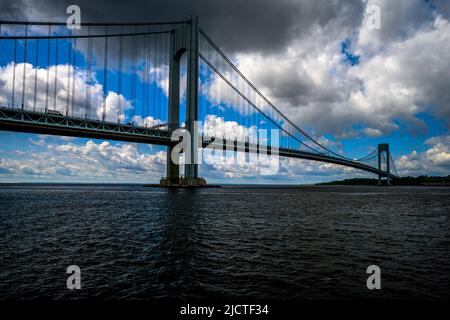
<box><xmin>145</xmin><ymin>65</ymin><xmax>170</xmax><ymax>97</ymax></box>
<box><xmin>0</xmin><ymin>62</ymin><xmax>132</xmax><ymax>122</ymax></box>
<box><xmin>363</xmin><ymin>127</ymin><xmax>383</xmax><ymax>138</ymax></box>
<box><xmin>131</xmin><ymin>115</ymin><xmax>163</xmax><ymax>127</ymax></box>
<box><xmin>425</xmin><ymin>136</ymin><xmax>450</xmax><ymax>166</ymax></box>
<box><xmin>396</xmin><ymin>135</ymin><xmax>450</xmax><ymax>176</ymax></box>
<box><xmin>202</xmin><ymin>114</ymin><xmax>257</xmax><ymax>141</ymax></box>
<box><xmin>351</xmin><ymin>15</ymin><xmax>450</xmax><ymax>129</ymax></box>
<box><xmin>96</xmin><ymin>91</ymin><xmax>133</xmax><ymax>123</ymax></box>
<box><xmin>0</xmin><ymin>138</ymin><xmax>166</xmax><ymax>181</ymax></box>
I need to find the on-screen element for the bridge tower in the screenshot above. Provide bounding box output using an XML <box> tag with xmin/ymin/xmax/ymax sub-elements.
<box><xmin>377</xmin><ymin>143</ymin><xmax>391</xmax><ymax>186</ymax></box>
<box><xmin>162</xmin><ymin>15</ymin><xmax>204</xmax><ymax>186</ymax></box>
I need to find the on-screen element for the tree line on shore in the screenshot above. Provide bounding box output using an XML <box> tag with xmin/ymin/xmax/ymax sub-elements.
<box><xmin>318</xmin><ymin>176</ymin><xmax>450</xmax><ymax>186</ymax></box>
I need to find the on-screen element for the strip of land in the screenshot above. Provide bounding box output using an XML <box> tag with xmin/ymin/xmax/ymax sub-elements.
<box><xmin>317</xmin><ymin>176</ymin><xmax>450</xmax><ymax>186</ymax></box>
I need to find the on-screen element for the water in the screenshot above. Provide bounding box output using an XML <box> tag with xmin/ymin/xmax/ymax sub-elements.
<box><xmin>0</xmin><ymin>185</ymin><xmax>449</xmax><ymax>300</ymax></box>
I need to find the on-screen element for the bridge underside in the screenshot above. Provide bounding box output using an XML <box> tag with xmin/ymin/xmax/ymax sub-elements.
<box><xmin>0</xmin><ymin>107</ymin><xmax>172</xmax><ymax>147</ymax></box>
<box><xmin>0</xmin><ymin>107</ymin><xmax>395</xmax><ymax>179</ymax></box>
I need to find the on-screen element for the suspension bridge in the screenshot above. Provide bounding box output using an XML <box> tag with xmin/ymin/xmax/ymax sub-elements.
<box><xmin>0</xmin><ymin>16</ymin><xmax>399</xmax><ymax>186</ymax></box>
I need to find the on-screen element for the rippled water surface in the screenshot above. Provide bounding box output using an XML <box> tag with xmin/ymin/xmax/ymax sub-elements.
<box><xmin>0</xmin><ymin>185</ymin><xmax>449</xmax><ymax>300</ymax></box>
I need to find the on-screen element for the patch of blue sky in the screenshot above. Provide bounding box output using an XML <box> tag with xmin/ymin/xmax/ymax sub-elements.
<box><xmin>340</xmin><ymin>38</ymin><xmax>360</xmax><ymax>66</ymax></box>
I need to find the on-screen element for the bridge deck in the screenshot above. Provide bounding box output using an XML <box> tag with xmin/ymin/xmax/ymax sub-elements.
<box><xmin>0</xmin><ymin>107</ymin><xmax>395</xmax><ymax>178</ymax></box>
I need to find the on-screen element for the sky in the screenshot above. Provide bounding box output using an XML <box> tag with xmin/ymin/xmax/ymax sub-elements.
<box><xmin>0</xmin><ymin>0</ymin><xmax>449</xmax><ymax>184</ymax></box>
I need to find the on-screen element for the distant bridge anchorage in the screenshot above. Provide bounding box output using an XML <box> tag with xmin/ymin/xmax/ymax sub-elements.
<box><xmin>0</xmin><ymin>16</ymin><xmax>399</xmax><ymax>186</ymax></box>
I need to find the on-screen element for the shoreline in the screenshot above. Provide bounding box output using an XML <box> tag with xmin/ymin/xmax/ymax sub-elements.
<box><xmin>0</xmin><ymin>182</ymin><xmax>449</xmax><ymax>188</ymax></box>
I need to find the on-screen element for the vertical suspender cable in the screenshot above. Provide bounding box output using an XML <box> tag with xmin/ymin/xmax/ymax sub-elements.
<box><xmin>215</xmin><ymin>50</ymin><xmax>218</xmax><ymax>136</ymax></box>
<box><xmin>71</xmin><ymin>37</ymin><xmax>77</xmax><ymax>117</ymax></box>
<box><xmin>142</xmin><ymin>33</ymin><xmax>147</xmax><ymax>123</ymax></box>
<box><xmin>200</xmin><ymin>60</ymin><xmax>203</xmax><ymax>132</ymax></box>
<box><xmin>147</xmin><ymin>33</ymin><xmax>152</xmax><ymax>122</ymax></box>
<box><xmin>66</xmin><ymin>29</ymin><xmax>73</xmax><ymax>116</ymax></box>
<box><xmin>85</xmin><ymin>25</ymin><xmax>93</xmax><ymax>119</ymax></box>
<box><xmin>139</xmin><ymin>31</ymin><xmax>144</xmax><ymax>122</ymax></box>
<box><xmin>132</xmin><ymin>25</ymin><xmax>138</xmax><ymax>122</ymax></box>
<box><xmin>144</xmin><ymin>33</ymin><xmax>150</xmax><ymax>122</ymax></box>
<box><xmin>151</xmin><ymin>31</ymin><xmax>156</xmax><ymax>122</ymax></box>
<box><xmin>160</xmin><ymin>32</ymin><xmax>165</xmax><ymax>123</ymax></box>
<box><xmin>33</xmin><ymin>35</ymin><xmax>39</xmax><ymax>112</ymax></box>
<box><xmin>156</xmin><ymin>29</ymin><xmax>161</xmax><ymax>122</ymax></box>
<box><xmin>45</xmin><ymin>24</ymin><xmax>51</xmax><ymax>113</ymax></box>
<box><xmin>11</xmin><ymin>37</ymin><xmax>17</xmax><ymax>108</ymax></box>
<box><xmin>102</xmin><ymin>25</ymin><xmax>108</xmax><ymax>122</ymax></box>
<box><xmin>117</xmin><ymin>25</ymin><xmax>123</xmax><ymax>123</ymax></box>
<box><xmin>65</xmin><ymin>31</ymin><xmax>71</xmax><ymax>116</ymax></box>
<box><xmin>21</xmin><ymin>23</ymin><xmax>28</xmax><ymax>109</ymax></box>
<box><xmin>53</xmin><ymin>38</ymin><xmax>59</xmax><ymax>110</ymax></box>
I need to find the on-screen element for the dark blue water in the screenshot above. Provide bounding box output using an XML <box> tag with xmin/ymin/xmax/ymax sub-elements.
<box><xmin>0</xmin><ymin>185</ymin><xmax>449</xmax><ymax>300</ymax></box>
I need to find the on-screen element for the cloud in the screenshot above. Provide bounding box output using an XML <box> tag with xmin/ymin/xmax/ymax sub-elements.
<box><xmin>233</xmin><ymin>3</ymin><xmax>450</xmax><ymax>137</ymax></box>
<box><xmin>0</xmin><ymin>0</ymin><xmax>364</xmax><ymax>54</ymax></box>
<box><xmin>202</xmin><ymin>148</ymin><xmax>360</xmax><ymax>181</ymax></box>
<box><xmin>0</xmin><ymin>139</ymin><xmax>166</xmax><ymax>181</ymax></box>
<box><xmin>351</xmin><ymin>15</ymin><xmax>450</xmax><ymax>129</ymax></box>
<box><xmin>202</xmin><ymin>114</ymin><xmax>256</xmax><ymax>141</ymax></box>
<box><xmin>131</xmin><ymin>115</ymin><xmax>163</xmax><ymax>127</ymax></box>
<box><xmin>7</xmin><ymin>130</ymin><xmax>446</xmax><ymax>183</ymax></box>
<box><xmin>424</xmin><ymin>136</ymin><xmax>450</xmax><ymax>166</ymax></box>
<box><xmin>363</xmin><ymin>127</ymin><xmax>383</xmax><ymax>138</ymax></box>
<box><xmin>146</xmin><ymin>65</ymin><xmax>170</xmax><ymax>97</ymax></box>
<box><xmin>199</xmin><ymin>116</ymin><xmax>355</xmax><ymax>179</ymax></box>
<box><xmin>0</xmin><ymin>62</ymin><xmax>133</xmax><ymax>122</ymax></box>
<box><xmin>358</xmin><ymin>0</ymin><xmax>436</xmax><ymax>52</ymax></box>
<box><xmin>396</xmin><ymin>135</ymin><xmax>450</xmax><ymax>176</ymax></box>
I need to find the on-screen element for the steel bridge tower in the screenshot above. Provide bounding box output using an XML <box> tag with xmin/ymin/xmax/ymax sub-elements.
<box><xmin>378</xmin><ymin>143</ymin><xmax>391</xmax><ymax>186</ymax></box>
<box><xmin>161</xmin><ymin>15</ymin><xmax>204</xmax><ymax>187</ymax></box>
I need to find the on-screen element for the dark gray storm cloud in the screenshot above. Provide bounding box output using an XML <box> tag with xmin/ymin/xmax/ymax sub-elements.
<box><xmin>0</xmin><ymin>0</ymin><xmax>363</xmax><ymax>54</ymax></box>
